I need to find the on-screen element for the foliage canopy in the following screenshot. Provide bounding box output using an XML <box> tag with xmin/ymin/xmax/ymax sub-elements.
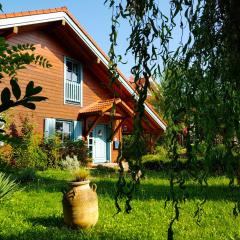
<box><xmin>106</xmin><ymin>0</ymin><xmax>240</xmax><ymax>239</ymax></box>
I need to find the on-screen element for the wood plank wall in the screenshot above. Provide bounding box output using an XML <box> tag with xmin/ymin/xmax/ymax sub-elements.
<box><xmin>2</xmin><ymin>30</ymin><xmax>121</xmax><ymax>162</ymax></box>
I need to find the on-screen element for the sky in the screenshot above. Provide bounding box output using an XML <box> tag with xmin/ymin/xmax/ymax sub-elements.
<box><xmin>0</xmin><ymin>0</ymin><xmax>185</xmax><ymax>78</ymax></box>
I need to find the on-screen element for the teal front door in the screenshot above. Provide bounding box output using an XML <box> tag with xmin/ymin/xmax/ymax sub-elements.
<box><xmin>93</xmin><ymin>125</ymin><xmax>107</xmax><ymax>163</ymax></box>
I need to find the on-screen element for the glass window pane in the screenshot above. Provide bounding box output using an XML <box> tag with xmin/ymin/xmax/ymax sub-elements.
<box><xmin>56</xmin><ymin>121</ymin><xmax>63</xmax><ymax>140</ymax></box>
<box><xmin>66</xmin><ymin>61</ymin><xmax>72</xmax><ymax>81</ymax></box>
<box><xmin>56</xmin><ymin>121</ymin><xmax>63</xmax><ymax>133</ymax></box>
<box><xmin>72</xmin><ymin>63</ymin><xmax>78</xmax><ymax>82</ymax></box>
<box><xmin>63</xmin><ymin>122</ymin><xmax>70</xmax><ymax>134</ymax></box>
<box><xmin>55</xmin><ymin>120</ymin><xmax>73</xmax><ymax>142</ymax></box>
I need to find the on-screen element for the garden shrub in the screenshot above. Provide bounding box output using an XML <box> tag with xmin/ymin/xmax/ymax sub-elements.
<box><xmin>15</xmin><ymin>168</ymin><xmax>36</xmax><ymax>183</ymax></box>
<box><xmin>4</xmin><ymin>116</ymin><xmax>89</xmax><ymax>170</ymax></box>
<box><xmin>142</xmin><ymin>159</ymin><xmax>166</xmax><ymax>171</ymax></box>
<box><xmin>192</xmin><ymin>142</ymin><xmax>207</xmax><ymax>157</ymax></box>
<box><xmin>11</xmin><ymin>116</ymin><xmax>48</xmax><ymax>169</ymax></box>
<box><xmin>41</xmin><ymin>136</ymin><xmax>62</xmax><ymax>168</ymax></box>
<box><xmin>60</xmin><ymin>140</ymin><xmax>89</xmax><ymax>166</ymax></box>
<box><xmin>155</xmin><ymin>145</ymin><xmax>168</xmax><ymax>157</ymax></box>
<box><xmin>14</xmin><ymin>134</ymin><xmax>48</xmax><ymax>169</ymax></box>
<box><xmin>61</xmin><ymin>155</ymin><xmax>80</xmax><ymax>170</ymax></box>
<box><xmin>122</xmin><ymin>135</ymin><xmax>148</xmax><ymax>160</ymax></box>
<box><xmin>205</xmin><ymin>144</ymin><xmax>238</xmax><ymax>176</ymax></box>
<box><xmin>0</xmin><ymin>144</ymin><xmax>13</xmax><ymax>165</ymax></box>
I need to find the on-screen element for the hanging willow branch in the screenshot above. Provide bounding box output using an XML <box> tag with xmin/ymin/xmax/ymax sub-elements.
<box><xmin>106</xmin><ymin>0</ymin><xmax>240</xmax><ymax>239</ymax></box>
<box><xmin>105</xmin><ymin>0</ymin><xmax>175</xmax><ymax>214</ymax></box>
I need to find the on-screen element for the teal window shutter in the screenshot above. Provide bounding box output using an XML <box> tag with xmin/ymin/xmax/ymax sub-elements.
<box><xmin>44</xmin><ymin>118</ymin><xmax>56</xmax><ymax>139</ymax></box>
<box><xmin>73</xmin><ymin>121</ymin><xmax>82</xmax><ymax>140</ymax></box>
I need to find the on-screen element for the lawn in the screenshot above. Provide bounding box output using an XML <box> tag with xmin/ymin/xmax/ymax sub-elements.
<box><xmin>0</xmin><ymin>169</ymin><xmax>240</xmax><ymax>240</ymax></box>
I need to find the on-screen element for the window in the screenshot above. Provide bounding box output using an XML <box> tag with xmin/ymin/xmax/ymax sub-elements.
<box><xmin>55</xmin><ymin>120</ymin><xmax>73</xmax><ymax>142</ymax></box>
<box><xmin>64</xmin><ymin>57</ymin><xmax>82</xmax><ymax>104</ymax></box>
<box><xmin>44</xmin><ymin>118</ymin><xmax>82</xmax><ymax>142</ymax></box>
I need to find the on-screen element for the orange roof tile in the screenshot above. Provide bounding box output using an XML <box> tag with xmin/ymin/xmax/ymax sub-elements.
<box><xmin>79</xmin><ymin>99</ymin><xmax>120</xmax><ymax>115</ymax></box>
<box><xmin>0</xmin><ymin>7</ymin><xmax>68</xmax><ymax>19</ymax></box>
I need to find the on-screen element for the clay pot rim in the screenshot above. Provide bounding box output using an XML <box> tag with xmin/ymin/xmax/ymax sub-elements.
<box><xmin>69</xmin><ymin>180</ymin><xmax>90</xmax><ymax>186</ymax></box>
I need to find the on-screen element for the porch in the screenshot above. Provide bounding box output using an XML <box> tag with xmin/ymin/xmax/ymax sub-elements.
<box><xmin>78</xmin><ymin>98</ymin><xmax>164</xmax><ymax>164</ymax></box>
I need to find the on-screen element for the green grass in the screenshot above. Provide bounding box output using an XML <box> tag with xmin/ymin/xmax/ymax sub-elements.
<box><xmin>0</xmin><ymin>169</ymin><xmax>240</xmax><ymax>240</ymax></box>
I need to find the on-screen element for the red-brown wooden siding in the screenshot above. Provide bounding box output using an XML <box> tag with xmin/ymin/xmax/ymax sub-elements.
<box><xmin>2</xmin><ymin>30</ymin><xmax>121</xmax><ymax>162</ymax></box>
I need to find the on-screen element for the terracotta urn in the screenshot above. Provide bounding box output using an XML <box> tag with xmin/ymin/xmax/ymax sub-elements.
<box><xmin>62</xmin><ymin>180</ymin><xmax>98</xmax><ymax>228</ymax></box>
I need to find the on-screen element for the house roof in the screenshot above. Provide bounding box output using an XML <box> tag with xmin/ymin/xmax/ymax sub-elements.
<box><xmin>0</xmin><ymin>7</ymin><xmax>166</xmax><ymax>131</ymax></box>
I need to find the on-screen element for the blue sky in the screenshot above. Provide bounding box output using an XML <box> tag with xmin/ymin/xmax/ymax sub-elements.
<box><xmin>1</xmin><ymin>0</ymin><xmax>185</xmax><ymax>78</ymax></box>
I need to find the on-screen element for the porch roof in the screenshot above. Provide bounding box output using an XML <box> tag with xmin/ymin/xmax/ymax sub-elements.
<box><xmin>78</xmin><ymin>98</ymin><xmax>134</xmax><ymax>118</ymax></box>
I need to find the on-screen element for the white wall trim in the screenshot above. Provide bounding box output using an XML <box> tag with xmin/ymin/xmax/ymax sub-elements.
<box><xmin>0</xmin><ymin>11</ymin><xmax>166</xmax><ymax>131</ymax></box>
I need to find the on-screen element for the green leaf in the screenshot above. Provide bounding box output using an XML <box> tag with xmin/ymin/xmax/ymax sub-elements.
<box><xmin>0</xmin><ymin>172</ymin><xmax>19</xmax><ymax>200</ymax></box>
<box><xmin>22</xmin><ymin>102</ymin><xmax>36</xmax><ymax>110</ymax></box>
<box><xmin>10</xmin><ymin>79</ymin><xmax>21</xmax><ymax>100</ymax></box>
<box><xmin>27</xmin><ymin>96</ymin><xmax>47</xmax><ymax>102</ymax></box>
<box><xmin>25</xmin><ymin>81</ymin><xmax>34</xmax><ymax>97</ymax></box>
<box><xmin>1</xmin><ymin>88</ymin><xmax>11</xmax><ymax>105</ymax></box>
<box><xmin>31</xmin><ymin>86</ymin><xmax>43</xmax><ymax>96</ymax></box>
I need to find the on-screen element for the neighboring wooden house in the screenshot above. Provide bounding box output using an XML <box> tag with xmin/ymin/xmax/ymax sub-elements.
<box><xmin>0</xmin><ymin>7</ymin><xmax>166</xmax><ymax>163</ymax></box>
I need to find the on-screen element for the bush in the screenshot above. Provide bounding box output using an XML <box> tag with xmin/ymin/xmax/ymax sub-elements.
<box><xmin>154</xmin><ymin>145</ymin><xmax>168</xmax><ymax>157</ymax></box>
<box><xmin>205</xmin><ymin>144</ymin><xmax>238</xmax><ymax>176</ymax></box>
<box><xmin>60</xmin><ymin>140</ymin><xmax>89</xmax><ymax>166</ymax></box>
<box><xmin>0</xmin><ymin>144</ymin><xmax>13</xmax><ymax>165</ymax></box>
<box><xmin>15</xmin><ymin>168</ymin><xmax>36</xmax><ymax>183</ymax></box>
<box><xmin>14</xmin><ymin>134</ymin><xmax>48</xmax><ymax>169</ymax></box>
<box><xmin>142</xmin><ymin>145</ymin><xmax>170</xmax><ymax>171</ymax></box>
<box><xmin>6</xmin><ymin>116</ymin><xmax>48</xmax><ymax>169</ymax></box>
<box><xmin>142</xmin><ymin>159</ymin><xmax>166</xmax><ymax>171</ymax></box>
<box><xmin>41</xmin><ymin>136</ymin><xmax>62</xmax><ymax>168</ymax></box>
<box><xmin>5</xmin><ymin>116</ymin><xmax>89</xmax><ymax>170</ymax></box>
<box><xmin>122</xmin><ymin>135</ymin><xmax>148</xmax><ymax>160</ymax></box>
<box><xmin>192</xmin><ymin>142</ymin><xmax>207</xmax><ymax>157</ymax></box>
<box><xmin>61</xmin><ymin>156</ymin><xmax>80</xmax><ymax>170</ymax></box>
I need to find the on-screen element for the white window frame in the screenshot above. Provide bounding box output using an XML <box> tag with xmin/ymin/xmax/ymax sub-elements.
<box><xmin>64</xmin><ymin>56</ymin><xmax>83</xmax><ymax>106</ymax></box>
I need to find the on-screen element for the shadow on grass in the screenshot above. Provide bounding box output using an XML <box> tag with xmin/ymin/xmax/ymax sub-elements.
<box><xmin>97</xmin><ymin>179</ymin><xmax>240</xmax><ymax>201</ymax></box>
<box><xmin>29</xmin><ymin>215</ymin><xmax>65</xmax><ymax>228</ymax></box>
<box><xmin>19</xmin><ymin>169</ymin><xmax>240</xmax><ymax>202</ymax></box>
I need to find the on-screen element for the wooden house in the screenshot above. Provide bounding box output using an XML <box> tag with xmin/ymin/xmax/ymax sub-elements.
<box><xmin>0</xmin><ymin>7</ymin><xmax>166</xmax><ymax>163</ymax></box>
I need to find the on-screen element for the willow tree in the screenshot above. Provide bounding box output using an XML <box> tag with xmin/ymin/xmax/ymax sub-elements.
<box><xmin>106</xmin><ymin>0</ymin><xmax>240</xmax><ymax>239</ymax></box>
